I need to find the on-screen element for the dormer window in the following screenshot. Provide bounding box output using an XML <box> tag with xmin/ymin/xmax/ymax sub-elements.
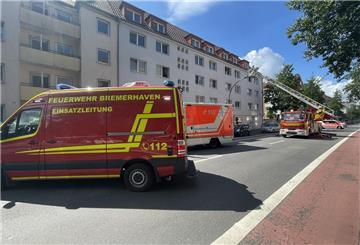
<box><xmin>233</xmin><ymin>58</ymin><xmax>238</xmax><ymax>64</ymax></box>
<box><xmin>191</xmin><ymin>39</ymin><xmax>200</xmax><ymax>48</ymax></box>
<box><xmin>126</xmin><ymin>9</ymin><xmax>142</xmax><ymax>24</ymax></box>
<box><xmin>206</xmin><ymin>47</ymin><xmax>214</xmax><ymax>54</ymax></box>
<box><xmin>222</xmin><ymin>53</ymin><xmax>228</xmax><ymax>60</ymax></box>
<box><xmin>154</xmin><ymin>21</ymin><xmax>165</xmax><ymax>33</ymax></box>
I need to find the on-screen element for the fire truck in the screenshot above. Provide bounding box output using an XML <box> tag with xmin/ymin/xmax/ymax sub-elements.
<box><xmin>185</xmin><ymin>103</ymin><xmax>233</xmax><ymax>148</ymax></box>
<box><xmin>264</xmin><ymin>77</ymin><xmax>335</xmax><ymax>138</ymax></box>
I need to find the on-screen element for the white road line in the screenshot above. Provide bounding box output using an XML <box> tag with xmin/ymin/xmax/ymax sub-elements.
<box><xmin>269</xmin><ymin>140</ymin><xmax>285</xmax><ymax>145</ymax></box>
<box><xmin>194</xmin><ymin>155</ymin><xmax>223</xmax><ymax>163</ymax></box>
<box><xmin>212</xmin><ymin>129</ymin><xmax>359</xmax><ymax>245</ymax></box>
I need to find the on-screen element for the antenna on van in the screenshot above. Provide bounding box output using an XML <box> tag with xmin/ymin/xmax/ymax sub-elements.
<box><xmin>56</xmin><ymin>84</ymin><xmax>78</xmax><ymax>90</ymax></box>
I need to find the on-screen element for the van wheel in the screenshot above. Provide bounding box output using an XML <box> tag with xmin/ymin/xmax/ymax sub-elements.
<box><xmin>123</xmin><ymin>163</ymin><xmax>154</xmax><ymax>192</ymax></box>
<box><xmin>209</xmin><ymin>138</ymin><xmax>220</xmax><ymax>148</ymax></box>
<box><xmin>282</xmin><ymin>135</ymin><xmax>287</xmax><ymax>138</ymax></box>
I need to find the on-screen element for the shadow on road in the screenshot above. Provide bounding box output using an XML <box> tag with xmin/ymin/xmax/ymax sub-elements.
<box><xmin>1</xmin><ymin>172</ymin><xmax>263</xmax><ymax>212</ymax></box>
<box><xmin>188</xmin><ymin>143</ymin><xmax>267</xmax><ymax>156</ymax></box>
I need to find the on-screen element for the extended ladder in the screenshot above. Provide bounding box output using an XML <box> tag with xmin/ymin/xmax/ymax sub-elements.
<box><xmin>264</xmin><ymin>77</ymin><xmax>335</xmax><ymax>117</ymax></box>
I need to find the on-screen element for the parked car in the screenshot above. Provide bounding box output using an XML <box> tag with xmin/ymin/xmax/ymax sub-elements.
<box><xmin>234</xmin><ymin>124</ymin><xmax>250</xmax><ymax>137</ymax></box>
<box><xmin>320</xmin><ymin>120</ymin><xmax>344</xmax><ymax>129</ymax></box>
<box><xmin>262</xmin><ymin>121</ymin><xmax>280</xmax><ymax>133</ymax></box>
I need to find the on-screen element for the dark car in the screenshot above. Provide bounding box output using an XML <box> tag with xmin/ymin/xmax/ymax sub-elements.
<box><xmin>234</xmin><ymin>123</ymin><xmax>250</xmax><ymax>137</ymax></box>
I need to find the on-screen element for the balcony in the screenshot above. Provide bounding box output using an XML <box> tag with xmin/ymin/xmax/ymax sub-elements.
<box><xmin>20</xmin><ymin>45</ymin><xmax>80</xmax><ymax>72</ymax></box>
<box><xmin>20</xmin><ymin>5</ymin><xmax>80</xmax><ymax>39</ymax></box>
<box><xmin>20</xmin><ymin>83</ymin><xmax>53</xmax><ymax>101</ymax></box>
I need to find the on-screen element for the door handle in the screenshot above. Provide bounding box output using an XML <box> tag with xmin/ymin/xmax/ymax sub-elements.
<box><xmin>29</xmin><ymin>140</ymin><xmax>39</xmax><ymax>145</ymax></box>
<box><xmin>46</xmin><ymin>139</ymin><xmax>57</xmax><ymax>144</ymax></box>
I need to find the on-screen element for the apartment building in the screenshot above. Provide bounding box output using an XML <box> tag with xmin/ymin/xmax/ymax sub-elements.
<box><xmin>0</xmin><ymin>0</ymin><xmax>263</xmax><ymax>127</ymax></box>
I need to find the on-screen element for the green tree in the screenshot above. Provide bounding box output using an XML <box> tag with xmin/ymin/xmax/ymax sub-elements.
<box><xmin>344</xmin><ymin>65</ymin><xmax>360</xmax><ymax>103</ymax></box>
<box><xmin>287</xmin><ymin>1</ymin><xmax>360</xmax><ymax>80</ymax></box>
<box><xmin>327</xmin><ymin>90</ymin><xmax>344</xmax><ymax>116</ymax></box>
<box><xmin>302</xmin><ymin>76</ymin><xmax>325</xmax><ymax>104</ymax></box>
<box><xmin>264</xmin><ymin>64</ymin><xmax>304</xmax><ymax>114</ymax></box>
<box><xmin>345</xmin><ymin>104</ymin><xmax>360</xmax><ymax>121</ymax></box>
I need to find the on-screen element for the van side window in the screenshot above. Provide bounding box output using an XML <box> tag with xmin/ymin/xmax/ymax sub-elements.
<box><xmin>1</xmin><ymin>108</ymin><xmax>42</xmax><ymax>140</ymax></box>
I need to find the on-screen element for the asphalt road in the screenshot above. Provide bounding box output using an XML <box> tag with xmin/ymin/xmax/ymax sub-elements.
<box><xmin>1</xmin><ymin>125</ymin><xmax>359</xmax><ymax>244</ymax></box>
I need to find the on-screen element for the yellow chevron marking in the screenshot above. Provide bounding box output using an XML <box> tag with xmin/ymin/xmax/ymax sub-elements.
<box><xmin>173</xmin><ymin>89</ymin><xmax>180</xmax><ymax>134</ymax></box>
<box><xmin>128</xmin><ymin>101</ymin><xmax>154</xmax><ymax>142</ymax></box>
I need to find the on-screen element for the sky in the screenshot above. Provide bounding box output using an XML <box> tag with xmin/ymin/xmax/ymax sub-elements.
<box><xmin>128</xmin><ymin>0</ymin><xmax>350</xmax><ymax>97</ymax></box>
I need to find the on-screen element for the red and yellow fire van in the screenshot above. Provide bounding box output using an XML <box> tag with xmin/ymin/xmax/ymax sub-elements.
<box><xmin>1</xmin><ymin>83</ymin><xmax>194</xmax><ymax>191</ymax></box>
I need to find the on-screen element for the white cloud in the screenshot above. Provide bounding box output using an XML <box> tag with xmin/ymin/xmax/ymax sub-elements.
<box><xmin>318</xmin><ymin>78</ymin><xmax>351</xmax><ymax>97</ymax></box>
<box><xmin>165</xmin><ymin>0</ymin><xmax>218</xmax><ymax>23</ymax></box>
<box><xmin>244</xmin><ymin>47</ymin><xmax>284</xmax><ymax>78</ymax></box>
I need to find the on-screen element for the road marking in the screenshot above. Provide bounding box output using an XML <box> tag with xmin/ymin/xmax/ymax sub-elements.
<box><xmin>269</xmin><ymin>140</ymin><xmax>285</xmax><ymax>145</ymax></box>
<box><xmin>194</xmin><ymin>155</ymin><xmax>223</xmax><ymax>163</ymax></box>
<box><xmin>212</xmin><ymin>129</ymin><xmax>359</xmax><ymax>245</ymax></box>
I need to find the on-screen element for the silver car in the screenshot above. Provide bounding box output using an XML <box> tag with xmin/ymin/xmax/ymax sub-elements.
<box><xmin>262</xmin><ymin>122</ymin><xmax>280</xmax><ymax>133</ymax></box>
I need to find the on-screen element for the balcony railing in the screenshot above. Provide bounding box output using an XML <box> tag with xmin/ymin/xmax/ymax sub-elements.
<box><xmin>20</xmin><ymin>43</ymin><xmax>80</xmax><ymax>59</ymax></box>
<box><xmin>21</xmin><ymin>2</ymin><xmax>79</xmax><ymax>26</ymax></box>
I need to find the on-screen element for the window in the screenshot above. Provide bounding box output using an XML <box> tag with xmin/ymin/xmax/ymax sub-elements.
<box><xmin>98</xmin><ymin>79</ymin><xmax>111</xmax><ymax>87</ymax></box>
<box><xmin>233</xmin><ymin>59</ymin><xmax>238</xmax><ymax>65</ymax></box>
<box><xmin>130</xmin><ymin>58</ymin><xmax>147</xmax><ymax>74</ymax></box>
<box><xmin>195</xmin><ymin>75</ymin><xmax>204</xmax><ymax>86</ymax></box>
<box><xmin>248</xmin><ymin>77</ymin><xmax>252</xmax><ymax>82</ymax></box>
<box><xmin>156</xmin><ymin>41</ymin><xmax>169</xmax><ymax>55</ymax></box>
<box><xmin>130</xmin><ymin>32</ymin><xmax>145</xmax><ymax>47</ymax></box>
<box><xmin>225</xmin><ymin>83</ymin><xmax>232</xmax><ymax>91</ymax></box>
<box><xmin>247</xmin><ymin>88</ymin><xmax>253</xmax><ymax>96</ymax></box>
<box><xmin>254</xmin><ymin>77</ymin><xmax>260</xmax><ymax>85</ymax></box>
<box><xmin>209</xmin><ymin>79</ymin><xmax>217</xmax><ymax>89</ymax></box>
<box><xmin>235</xmin><ymin>101</ymin><xmax>241</xmax><ymax>108</ymax></box>
<box><xmin>234</xmin><ymin>70</ymin><xmax>240</xmax><ymax>78</ymax></box>
<box><xmin>206</xmin><ymin>47</ymin><xmax>214</xmax><ymax>54</ymax></box>
<box><xmin>126</xmin><ymin>10</ymin><xmax>141</xmax><ymax>23</ymax></box>
<box><xmin>97</xmin><ymin>49</ymin><xmax>110</xmax><ymax>64</ymax></box>
<box><xmin>156</xmin><ymin>65</ymin><xmax>170</xmax><ymax>78</ymax></box>
<box><xmin>254</xmin><ymin>104</ymin><xmax>259</xmax><ymax>111</ymax></box>
<box><xmin>153</xmin><ymin>22</ymin><xmax>165</xmax><ymax>33</ymax></box>
<box><xmin>31</xmin><ymin>2</ymin><xmax>47</xmax><ymax>15</ymax></box>
<box><xmin>97</xmin><ymin>18</ymin><xmax>110</xmax><ymax>35</ymax></box>
<box><xmin>234</xmin><ymin>85</ymin><xmax>241</xmax><ymax>94</ymax></box>
<box><xmin>222</xmin><ymin>53</ymin><xmax>228</xmax><ymax>60</ymax></box>
<box><xmin>191</xmin><ymin>39</ymin><xmax>200</xmax><ymax>48</ymax></box>
<box><xmin>1</xmin><ymin>21</ymin><xmax>4</xmax><ymax>42</ymax></box>
<box><xmin>56</xmin><ymin>9</ymin><xmax>72</xmax><ymax>23</ymax></box>
<box><xmin>56</xmin><ymin>76</ymin><xmax>73</xmax><ymax>85</ymax></box>
<box><xmin>195</xmin><ymin>55</ymin><xmax>204</xmax><ymax>66</ymax></box>
<box><xmin>30</xmin><ymin>36</ymin><xmax>49</xmax><ymax>51</ymax></box>
<box><xmin>1</xmin><ymin>63</ymin><xmax>4</xmax><ymax>82</ymax></box>
<box><xmin>31</xmin><ymin>72</ymin><xmax>49</xmax><ymax>88</ymax></box>
<box><xmin>248</xmin><ymin>103</ymin><xmax>252</xmax><ymax>110</ymax></box>
<box><xmin>1</xmin><ymin>108</ymin><xmax>42</xmax><ymax>140</ymax></box>
<box><xmin>210</xmin><ymin>97</ymin><xmax>218</xmax><ymax>104</ymax></box>
<box><xmin>56</xmin><ymin>43</ymin><xmax>72</xmax><ymax>56</ymax></box>
<box><xmin>195</xmin><ymin>95</ymin><xmax>205</xmax><ymax>103</ymax></box>
<box><xmin>255</xmin><ymin>90</ymin><xmax>259</xmax><ymax>97</ymax></box>
<box><xmin>209</xmin><ymin>60</ymin><xmax>217</xmax><ymax>71</ymax></box>
<box><xmin>225</xmin><ymin>66</ymin><xmax>231</xmax><ymax>75</ymax></box>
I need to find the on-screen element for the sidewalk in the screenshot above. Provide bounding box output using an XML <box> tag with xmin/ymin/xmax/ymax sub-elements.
<box><xmin>242</xmin><ymin>131</ymin><xmax>360</xmax><ymax>244</ymax></box>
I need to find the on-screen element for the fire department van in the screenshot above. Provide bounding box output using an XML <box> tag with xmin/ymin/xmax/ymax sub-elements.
<box><xmin>0</xmin><ymin>83</ymin><xmax>195</xmax><ymax>191</ymax></box>
<box><xmin>185</xmin><ymin>103</ymin><xmax>233</xmax><ymax>148</ymax></box>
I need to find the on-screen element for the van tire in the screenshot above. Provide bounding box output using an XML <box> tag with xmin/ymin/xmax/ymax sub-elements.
<box><xmin>209</xmin><ymin>138</ymin><xmax>220</xmax><ymax>148</ymax></box>
<box><xmin>123</xmin><ymin>163</ymin><xmax>154</xmax><ymax>192</ymax></box>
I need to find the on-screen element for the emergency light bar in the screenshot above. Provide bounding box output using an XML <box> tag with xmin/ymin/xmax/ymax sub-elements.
<box><xmin>56</xmin><ymin>84</ymin><xmax>78</xmax><ymax>90</ymax></box>
<box><xmin>122</xmin><ymin>81</ymin><xmax>150</xmax><ymax>87</ymax></box>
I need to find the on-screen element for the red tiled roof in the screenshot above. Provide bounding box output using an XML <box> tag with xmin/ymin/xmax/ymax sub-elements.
<box><xmin>80</xmin><ymin>0</ymin><xmax>249</xmax><ymax>69</ymax></box>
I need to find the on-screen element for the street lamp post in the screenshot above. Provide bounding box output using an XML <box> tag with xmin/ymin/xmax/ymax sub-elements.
<box><xmin>227</xmin><ymin>68</ymin><xmax>258</xmax><ymax>104</ymax></box>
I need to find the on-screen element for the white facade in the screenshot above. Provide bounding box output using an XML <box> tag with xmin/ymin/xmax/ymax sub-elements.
<box><xmin>1</xmin><ymin>0</ymin><xmax>263</xmax><ymax>127</ymax></box>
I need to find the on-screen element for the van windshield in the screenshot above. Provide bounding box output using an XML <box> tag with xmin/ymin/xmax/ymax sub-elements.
<box><xmin>283</xmin><ymin>113</ymin><xmax>304</xmax><ymax>121</ymax></box>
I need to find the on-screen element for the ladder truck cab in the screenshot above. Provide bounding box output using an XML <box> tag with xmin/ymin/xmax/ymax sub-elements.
<box><xmin>280</xmin><ymin>110</ymin><xmax>321</xmax><ymax>137</ymax></box>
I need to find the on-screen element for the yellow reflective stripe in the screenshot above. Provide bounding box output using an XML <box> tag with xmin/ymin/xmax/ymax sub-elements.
<box><xmin>49</xmin><ymin>87</ymin><xmax>172</xmax><ymax>95</ymax></box>
<box><xmin>12</xmin><ymin>174</ymin><xmax>120</xmax><ymax>181</ymax></box>
<box><xmin>128</xmin><ymin>101</ymin><xmax>154</xmax><ymax>143</ymax></box>
<box><xmin>173</xmin><ymin>89</ymin><xmax>180</xmax><ymax>134</ymax></box>
<box><xmin>134</xmin><ymin>119</ymin><xmax>148</xmax><ymax>142</ymax></box>
<box><xmin>152</xmin><ymin>155</ymin><xmax>177</xmax><ymax>158</ymax></box>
